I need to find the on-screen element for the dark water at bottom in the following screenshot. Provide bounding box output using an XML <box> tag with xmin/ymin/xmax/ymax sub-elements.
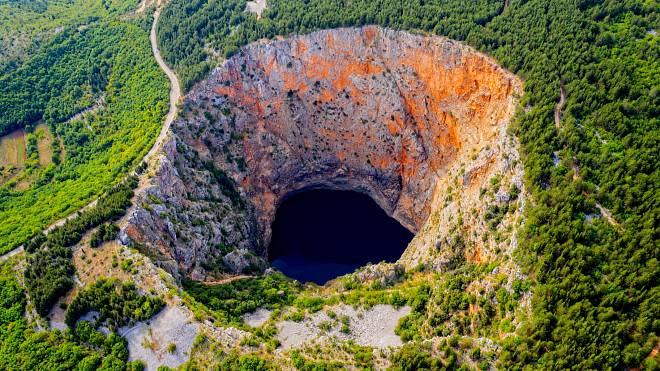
<box><xmin>268</xmin><ymin>189</ymin><xmax>414</xmax><ymax>285</ymax></box>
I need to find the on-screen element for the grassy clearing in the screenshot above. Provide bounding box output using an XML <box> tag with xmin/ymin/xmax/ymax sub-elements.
<box><xmin>0</xmin><ymin>124</ymin><xmax>59</xmax><ymax>188</ymax></box>
<box><xmin>35</xmin><ymin>123</ymin><xmax>54</xmax><ymax>167</ymax></box>
<box><xmin>0</xmin><ymin>128</ymin><xmax>26</xmax><ymax>168</ymax></box>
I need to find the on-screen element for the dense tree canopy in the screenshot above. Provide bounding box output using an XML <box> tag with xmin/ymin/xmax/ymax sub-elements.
<box><xmin>158</xmin><ymin>0</ymin><xmax>659</xmax><ymax>368</ymax></box>
<box><xmin>65</xmin><ymin>278</ymin><xmax>165</xmax><ymax>329</ymax></box>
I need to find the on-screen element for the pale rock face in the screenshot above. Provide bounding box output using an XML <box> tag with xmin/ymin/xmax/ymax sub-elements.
<box><xmin>121</xmin><ymin>26</ymin><xmax>524</xmax><ymax>278</ymax></box>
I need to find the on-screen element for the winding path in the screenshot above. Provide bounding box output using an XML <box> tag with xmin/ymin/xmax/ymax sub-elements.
<box><xmin>144</xmin><ymin>5</ymin><xmax>180</xmax><ymax>165</ymax></box>
<box><xmin>595</xmin><ymin>201</ymin><xmax>621</xmax><ymax>229</ymax></box>
<box><xmin>202</xmin><ymin>275</ymin><xmax>252</xmax><ymax>286</ymax></box>
<box><xmin>0</xmin><ymin>4</ymin><xmax>180</xmax><ymax>261</ymax></box>
<box><xmin>552</xmin><ymin>83</ymin><xmax>621</xmax><ymax>230</ymax></box>
<box><xmin>554</xmin><ymin>85</ymin><xmax>566</xmax><ymax>129</ymax></box>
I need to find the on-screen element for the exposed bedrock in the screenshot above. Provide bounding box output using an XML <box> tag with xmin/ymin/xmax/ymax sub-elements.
<box><xmin>121</xmin><ymin>26</ymin><xmax>524</xmax><ymax>280</ymax></box>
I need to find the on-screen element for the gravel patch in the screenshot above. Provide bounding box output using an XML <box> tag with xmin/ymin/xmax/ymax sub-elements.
<box><xmin>277</xmin><ymin>304</ymin><xmax>410</xmax><ymax>349</ymax></box>
<box><xmin>338</xmin><ymin>304</ymin><xmax>411</xmax><ymax>347</ymax></box>
<box><xmin>243</xmin><ymin>308</ymin><xmax>272</xmax><ymax>328</ymax></box>
<box><xmin>121</xmin><ymin>305</ymin><xmax>199</xmax><ymax>370</ymax></box>
<box><xmin>245</xmin><ymin>0</ymin><xmax>267</xmax><ymax>17</ymax></box>
<box><xmin>276</xmin><ymin>319</ymin><xmax>319</xmax><ymax>349</ymax></box>
<box><xmin>78</xmin><ymin>310</ymin><xmax>101</xmax><ymax>323</ymax></box>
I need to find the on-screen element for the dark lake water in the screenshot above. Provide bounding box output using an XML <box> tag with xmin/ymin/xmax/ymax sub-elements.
<box><xmin>268</xmin><ymin>189</ymin><xmax>414</xmax><ymax>285</ymax></box>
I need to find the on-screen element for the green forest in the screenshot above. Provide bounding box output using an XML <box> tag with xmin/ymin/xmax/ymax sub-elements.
<box><xmin>0</xmin><ymin>0</ymin><xmax>168</xmax><ymax>253</ymax></box>
<box><xmin>156</xmin><ymin>0</ymin><xmax>659</xmax><ymax>368</ymax></box>
<box><xmin>183</xmin><ymin>273</ymin><xmax>300</xmax><ymax>325</ymax></box>
<box><xmin>0</xmin><ymin>0</ymin><xmax>135</xmax><ymax>72</ymax></box>
<box><xmin>24</xmin><ymin>177</ymin><xmax>137</xmax><ymax>316</ymax></box>
<box><xmin>0</xmin><ymin>258</ymin><xmax>146</xmax><ymax>370</ymax></box>
<box><xmin>64</xmin><ymin>278</ymin><xmax>165</xmax><ymax>329</ymax></box>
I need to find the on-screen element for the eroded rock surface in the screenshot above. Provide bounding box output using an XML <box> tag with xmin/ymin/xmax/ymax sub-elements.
<box><xmin>121</xmin><ymin>26</ymin><xmax>523</xmax><ymax>278</ymax></box>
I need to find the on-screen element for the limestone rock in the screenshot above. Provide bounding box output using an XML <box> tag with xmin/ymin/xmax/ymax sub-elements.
<box><xmin>122</xmin><ymin>26</ymin><xmax>523</xmax><ymax>277</ymax></box>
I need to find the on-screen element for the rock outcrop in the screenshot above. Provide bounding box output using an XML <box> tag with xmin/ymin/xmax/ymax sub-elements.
<box><xmin>121</xmin><ymin>26</ymin><xmax>524</xmax><ymax>279</ymax></box>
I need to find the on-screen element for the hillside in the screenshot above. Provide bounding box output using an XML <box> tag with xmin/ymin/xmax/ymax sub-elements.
<box><xmin>0</xmin><ymin>0</ymin><xmax>657</xmax><ymax>370</ymax></box>
<box><xmin>0</xmin><ymin>0</ymin><xmax>169</xmax><ymax>252</ymax></box>
<box><xmin>154</xmin><ymin>1</ymin><xmax>658</xmax><ymax>366</ymax></box>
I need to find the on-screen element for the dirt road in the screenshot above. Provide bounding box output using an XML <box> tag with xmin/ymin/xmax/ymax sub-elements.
<box><xmin>144</xmin><ymin>5</ymin><xmax>180</xmax><ymax>166</ymax></box>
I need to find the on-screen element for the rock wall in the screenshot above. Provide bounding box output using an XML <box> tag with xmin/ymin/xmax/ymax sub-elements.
<box><xmin>121</xmin><ymin>26</ymin><xmax>524</xmax><ymax>279</ymax></box>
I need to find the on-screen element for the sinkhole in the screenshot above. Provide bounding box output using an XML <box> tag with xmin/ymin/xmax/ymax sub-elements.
<box><xmin>268</xmin><ymin>189</ymin><xmax>414</xmax><ymax>285</ymax></box>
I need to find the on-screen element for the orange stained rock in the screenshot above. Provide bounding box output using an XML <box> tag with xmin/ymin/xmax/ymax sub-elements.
<box><xmin>386</xmin><ymin>120</ymin><xmax>400</xmax><ymax>136</ymax></box>
<box><xmin>293</xmin><ymin>39</ymin><xmax>308</xmax><ymax>58</ymax></box>
<box><xmin>363</xmin><ymin>26</ymin><xmax>378</xmax><ymax>44</ymax></box>
<box><xmin>319</xmin><ymin>90</ymin><xmax>335</xmax><ymax>103</ymax></box>
<box><xmin>193</xmin><ymin>27</ymin><xmax>521</xmax><ymax>234</ymax></box>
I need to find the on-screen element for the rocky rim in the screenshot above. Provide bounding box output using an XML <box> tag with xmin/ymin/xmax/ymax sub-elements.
<box><xmin>120</xmin><ymin>26</ymin><xmax>524</xmax><ymax>281</ymax></box>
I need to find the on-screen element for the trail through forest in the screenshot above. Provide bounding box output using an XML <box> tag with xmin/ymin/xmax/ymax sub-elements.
<box><xmin>144</xmin><ymin>4</ymin><xmax>180</xmax><ymax>166</ymax></box>
<box><xmin>555</xmin><ymin>85</ymin><xmax>566</xmax><ymax>129</ymax></box>
<box><xmin>553</xmin><ymin>85</ymin><xmax>621</xmax><ymax>230</ymax></box>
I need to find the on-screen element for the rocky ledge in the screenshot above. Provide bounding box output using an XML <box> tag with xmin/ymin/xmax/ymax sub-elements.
<box><xmin>120</xmin><ymin>26</ymin><xmax>524</xmax><ymax>280</ymax></box>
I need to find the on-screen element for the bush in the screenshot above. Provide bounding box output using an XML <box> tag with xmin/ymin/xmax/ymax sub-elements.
<box><xmin>90</xmin><ymin>223</ymin><xmax>119</xmax><ymax>248</ymax></box>
<box><xmin>390</xmin><ymin>344</ymin><xmax>442</xmax><ymax>371</ymax></box>
<box><xmin>183</xmin><ymin>273</ymin><xmax>299</xmax><ymax>325</ymax></box>
<box><xmin>65</xmin><ymin>278</ymin><xmax>165</xmax><ymax>329</ymax></box>
<box><xmin>217</xmin><ymin>351</ymin><xmax>272</xmax><ymax>371</ymax></box>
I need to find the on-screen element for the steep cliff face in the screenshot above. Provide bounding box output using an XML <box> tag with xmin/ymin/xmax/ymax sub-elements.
<box><xmin>121</xmin><ymin>26</ymin><xmax>524</xmax><ymax>279</ymax></box>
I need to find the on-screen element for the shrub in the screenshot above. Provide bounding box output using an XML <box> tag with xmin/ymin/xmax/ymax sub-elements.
<box><xmin>65</xmin><ymin>278</ymin><xmax>164</xmax><ymax>329</ymax></box>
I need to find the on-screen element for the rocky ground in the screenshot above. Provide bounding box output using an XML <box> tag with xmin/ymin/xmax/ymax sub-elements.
<box><xmin>245</xmin><ymin>0</ymin><xmax>267</xmax><ymax>19</ymax></box>
<box><xmin>122</xmin><ymin>304</ymin><xmax>199</xmax><ymax>370</ymax></box>
<box><xmin>276</xmin><ymin>304</ymin><xmax>411</xmax><ymax>349</ymax></box>
<box><xmin>243</xmin><ymin>307</ymin><xmax>272</xmax><ymax>328</ymax></box>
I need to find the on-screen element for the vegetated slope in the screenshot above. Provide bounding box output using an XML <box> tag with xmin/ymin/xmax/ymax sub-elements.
<box><xmin>0</xmin><ymin>8</ymin><xmax>169</xmax><ymax>253</ymax></box>
<box><xmin>157</xmin><ymin>0</ymin><xmax>504</xmax><ymax>90</ymax></box>
<box><xmin>0</xmin><ymin>0</ymin><xmax>158</xmax><ymax>135</ymax></box>
<box><xmin>0</xmin><ymin>256</ymin><xmax>157</xmax><ymax>370</ymax></box>
<box><xmin>0</xmin><ymin>0</ymin><xmax>136</xmax><ymax>73</ymax></box>
<box><xmin>157</xmin><ymin>0</ymin><xmax>659</xmax><ymax>368</ymax></box>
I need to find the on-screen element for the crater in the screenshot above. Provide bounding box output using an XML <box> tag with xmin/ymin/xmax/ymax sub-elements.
<box><xmin>122</xmin><ymin>26</ymin><xmax>523</xmax><ymax>281</ymax></box>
